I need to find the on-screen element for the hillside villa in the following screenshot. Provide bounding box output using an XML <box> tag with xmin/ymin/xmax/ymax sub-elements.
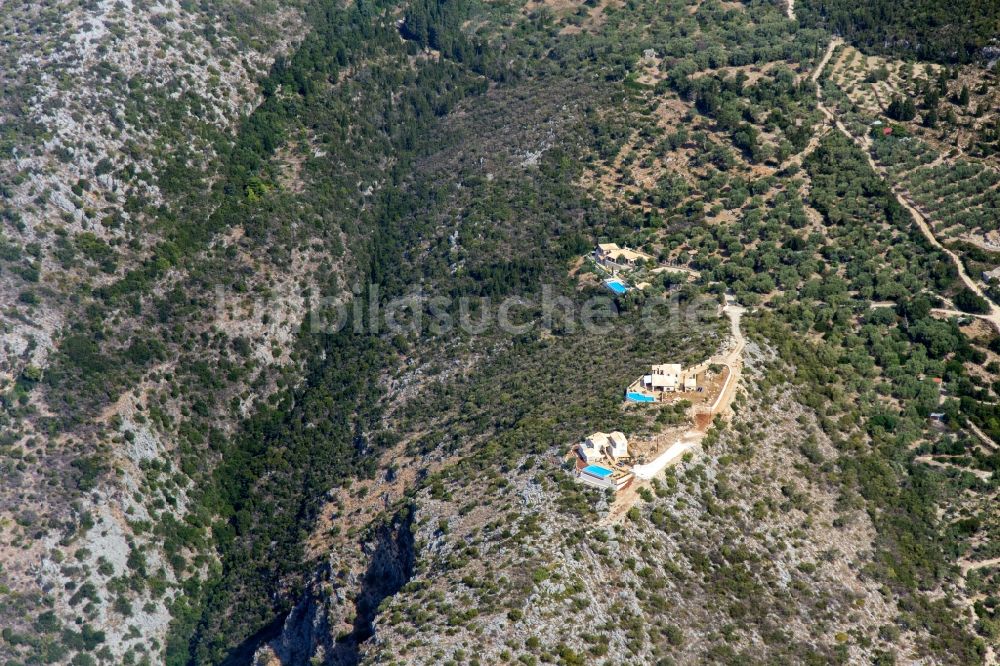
<box><xmin>578</xmin><ymin>431</ymin><xmax>630</xmax><ymax>463</ymax></box>
<box><xmin>648</xmin><ymin>363</ymin><xmax>698</xmax><ymax>392</ymax></box>
<box><xmin>589</xmin><ymin>244</ymin><xmax>699</xmax><ymax>296</ymax></box>
<box><xmin>594</xmin><ymin>243</ymin><xmax>654</xmax><ymax>272</ymax></box>
<box><xmin>626</xmin><ymin>361</ymin><xmax>708</xmax><ymax>401</ymax></box>
<box><xmin>578</xmin><ymin>433</ymin><xmax>606</xmax><ymax>463</ymax></box>
<box><xmin>574</xmin><ymin>431</ymin><xmax>634</xmax><ymax>491</ymax></box>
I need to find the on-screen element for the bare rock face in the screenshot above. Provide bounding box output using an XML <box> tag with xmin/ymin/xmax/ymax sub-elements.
<box><xmin>252</xmin><ymin>560</ymin><xmax>343</xmax><ymax>666</ymax></box>
<box><xmin>0</xmin><ymin>0</ymin><xmax>310</xmax><ymax>660</ymax></box>
<box><xmin>254</xmin><ymin>507</ymin><xmax>416</xmax><ymax>666</ymax></box>
<box><xmin>0</xmin><ymin>0</ymin><xmax>302</xmax><ymax>378</ymax></box>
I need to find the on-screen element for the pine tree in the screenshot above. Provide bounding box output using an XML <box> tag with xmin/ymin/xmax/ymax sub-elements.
<box><xmin>887</xmin><ymin>95</ymin><xmax>916</xmax><ymax>121</ymax></box>
<box><xmin>937</xmin><ymin>69</ymin><xmax>949</xmax><ymax>95</ymax></box>
<box><xmin>923</xmin><ymin>88</ymin><xmax>939</xmax><ymax>109</ymax></box>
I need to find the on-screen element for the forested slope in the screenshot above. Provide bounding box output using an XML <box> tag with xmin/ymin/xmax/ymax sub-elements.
<box><xmin>1</xmin><ymin>0</ymin><xmax>999</xmax><ymax>663</ymax></box>
<box><xmin>798</xmin><ymin>0</ymin><xmax>1000</xmax><ymax>63</ymax></box>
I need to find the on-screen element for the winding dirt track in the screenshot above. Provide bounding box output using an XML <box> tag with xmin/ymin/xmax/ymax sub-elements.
<box><xmin>710</xmin><ymin>304</ymin><xmax>746</xmax><ymax>415</ymax></box>
<box><xmin>812</xmin><ymin>37</ymin><xmax>839</xmax><ymax>87</ymax></box>
<box><xmin>813</xmin><ymin>38</ymin><xmax>1000</xmax><ymax>665</ymax></box>
<box><xmin>777</xmin><ymin>37</ymin><xmax>837</xmax><ymax>169</ymax></box>
<box><xmin>896</xmin><ymin>198</ymin><xmax>1000</xmax><ymax>331</ymax></box>
<box><xmin>915</xmin><ymin>455</ymin><xmax>993</xmax><ymax>480</ymax></box>
<box><xmin>969</xmin><ymin>423</ymin><xmax>999</xmax><ymax>450</ymax></box>
<box><xmin>811</xmin><ymin>38</ymin><xmax>1000</xmax><ymax>334</ymax></box>
<box><xmin>961</xmin><ymin>557</ymin><xmax>1000</xmax><ymax>576</ymax></box>
<box><xmin>606</xmin><ymin>304</ymin><xmax>746</xmax><ymax>521</ymax></box>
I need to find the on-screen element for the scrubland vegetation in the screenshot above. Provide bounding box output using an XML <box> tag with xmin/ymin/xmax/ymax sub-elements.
<box><xmin>0</xmin><ymin>0</ymin><xmax>998</xmax><ymax>663</ymax></box>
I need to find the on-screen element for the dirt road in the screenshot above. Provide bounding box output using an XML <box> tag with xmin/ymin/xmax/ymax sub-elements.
<box><xmin>958</xmin><ymin>555</ymin><xmax>1000</xmax><ymax>665</ymax></box>
<box><xmin>969</xmin><ymin>423</ymin><xmax>998</xmax><ymax>451</ymax></box>
<box><xmin>650</xmin><ymin>265</ymin><xmax>701</xmax><ymax>281</ymax></box>
<box><xmin>961</xmin><ymin>556</ymin><xmax>1000</xmax><ymax>576</ymax></box>
<box><xmin>915</xmin><ymin>455</ymin><xmax>993</xmax><ymax>481</ymax></box>
<box><xmin>812</xmin><ymin>37</ymin><xmax>840</xmax><ymax>88</ymax></box>
<box><xmin>606</xmin><ymin>304</ymin><xmax>746</xmax><ymax>521</ymax></box>
<box><xmin>811</xmin><ymin>39</ymin><xmax>1000</xmax><ymax>335</ymax></box>
<box><xmin>897</xmin><ymin>197</ymin><xmax>1000</xmax><ymax>332</ymax></box>
<box><xmin>712</xmin><ymin>303</ymin><xmax>746</xmax><ymax>415</ymax></box>
<box><xmin>931</xmin><ymin>308</ymin><xmax>1000</xmax><ymax>330</ymax></box>
<box><xmin>779</xmin><ymin>38</ymin><xmax>838</xmax><ymax>169</ymax></box>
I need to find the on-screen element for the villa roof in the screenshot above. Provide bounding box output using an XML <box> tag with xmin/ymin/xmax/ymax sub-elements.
<box><xmin>596</xmin><ymin>243</ymin><xmax>652</xmax><ymax>263</ymax></box>
<box><xmin>585</xmin><ymin>432</ymin><xmax>610</xmax><ymax>448</ymax></box>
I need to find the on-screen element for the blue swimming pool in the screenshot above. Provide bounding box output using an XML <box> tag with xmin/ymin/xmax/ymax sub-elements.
<box><xmin>626</xmin><ymin>391</ymin><xmax>656</xmax><ymax>403</ymax></box>
<box><xmin>582</xmin><ymin>464</ymin><xmax>614</xmax><ymax>478</ymax></box>
<box><xmin>606</xmin><ymin>279</ymin><xmax>629</xmax><ymax>294</ymax></box>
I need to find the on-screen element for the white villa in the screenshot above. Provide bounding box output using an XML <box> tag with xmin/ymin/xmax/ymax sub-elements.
<box><xmin>579</xmin><ymin>432</ymin><xmax>609</xmax><ymax>463</ymax></box>
<box><xmin>574</xmin><ymin>432</ymin><xmax>635</xmax><ymax>492</ymax></box>
<box><xmin>594</xmin><ymin>243</ymin><xmax>654</xmax><ymax>271</ymax></box>
<box><xmin>607</xmin><ymin>431</ymin><xmax>629</xmax><ymax>459</ymax></box>
<box><xmin>578</xmin><ymin>431</ymin><xmax>630</xmax><ymax>462</ymax></box>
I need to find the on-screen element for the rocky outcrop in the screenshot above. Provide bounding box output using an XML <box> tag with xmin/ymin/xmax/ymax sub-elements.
<box><xmin>254</xmin><ymin>506</ymin><xmax>415</xmax><ymax>666</ymax></box>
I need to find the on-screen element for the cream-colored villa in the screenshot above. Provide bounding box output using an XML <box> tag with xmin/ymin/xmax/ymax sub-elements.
<box><xmin>579</xmin><ymin>432</ymin><xmax>607</xmax><ymax>463</ymax></box>
<box><xmin>627</xmin><ymin>361</ymin><xmax>707</xmax><ymax>402</ymax></box>
<box><xmin>648</xmin><ymin>363</ymin><xmax>698</xmax><ymax>392</ymax></box>
<box><xmin>575</xmin><ymin>431</ymin><xmax>634</xmax><ymax>491</ymax></box>
<box><xmin>594</xmin><ymin>243</ymin><xmax>654</xmax><ymax>270</ymax></box>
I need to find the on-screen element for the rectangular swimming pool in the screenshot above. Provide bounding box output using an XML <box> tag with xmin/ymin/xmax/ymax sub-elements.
<box><xmin>606</xmin><ymin>279</ymin><xmax>629</xmax><ymax>294</ymax></box>
<box><xmin>626</xmin><ymin>391</ymin><xmax>656</xmax><ymax>403</ymax></box>
<box><xmin>582</xmin><ymin>464</ymin><xmax>614</xmax><ymax>478</ymax></box>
